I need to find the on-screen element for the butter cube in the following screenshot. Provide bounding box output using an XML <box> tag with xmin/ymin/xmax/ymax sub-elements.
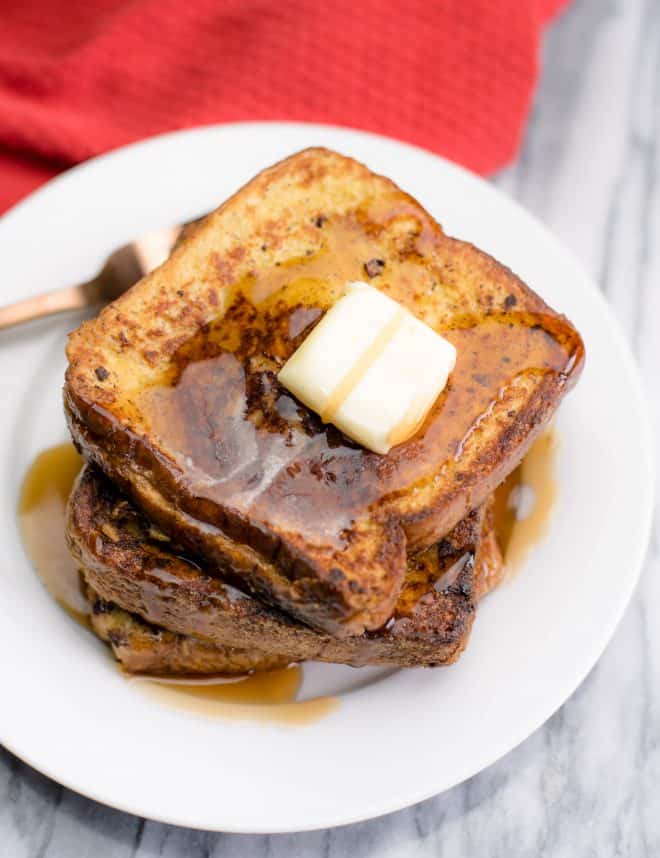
<box><xmin>278</xmin><ymin>282</ymin><xmax>456</xmax><ymax>454</ymax></box>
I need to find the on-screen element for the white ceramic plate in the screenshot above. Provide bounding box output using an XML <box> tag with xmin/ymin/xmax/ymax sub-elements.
<box><xmin>0</xmin><ymin>123</ymin><xmax>654</xmax><ymax>833</ymax></box>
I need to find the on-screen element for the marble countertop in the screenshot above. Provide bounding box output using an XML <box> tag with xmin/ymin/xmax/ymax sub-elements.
<box><xmin>2</xmin><ymin>0</ymin><xmax>658</xmax><ymax>854</ymax></box>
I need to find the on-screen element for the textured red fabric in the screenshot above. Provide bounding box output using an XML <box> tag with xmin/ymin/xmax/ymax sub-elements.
<box><xmin>0</xmin><ymin>0</ymin><xmax>570</xmax><ymax>214</ymax></box>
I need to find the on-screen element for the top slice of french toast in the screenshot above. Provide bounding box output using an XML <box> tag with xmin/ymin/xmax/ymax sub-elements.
<box><xmin>64</xmin><ymin>147</ymin><xmax>584</xmax><ymax>635</ymax></box>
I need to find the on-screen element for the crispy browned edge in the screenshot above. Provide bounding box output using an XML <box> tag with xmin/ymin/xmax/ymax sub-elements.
<box><xmin>64</xmin><ymin>147</ymin><xmax>584</xmax><ymax>636</ymax></box>
<box><xmin>67</xmin><ymin>466</ymin><xmax>504</xmax><ymax>669</ymax></box>
<box><xmin>85</xmin><ymin>584</ymin><xmax>290</xmax><ymax>676</ymax></box>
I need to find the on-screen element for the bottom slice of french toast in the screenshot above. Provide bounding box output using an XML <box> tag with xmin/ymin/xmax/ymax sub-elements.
<box><xmin>68</xmin><ymin>466</ymin><xmax>505</xmax><ymax>672</ymax></box>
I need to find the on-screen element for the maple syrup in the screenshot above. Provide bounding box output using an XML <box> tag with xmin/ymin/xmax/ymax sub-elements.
<box><xmin>134</xmin><ymin>666</ymin><xmax>338</xmax><ymax>725</ymax></box>
<box><xmin>18</xmin><ymin>442</ymin><xmax>88</xmax><ymax>624</ymax></box>
<box><xmin>493</xmin><ymin>430</ymin><xmax>557</xmax><ymax>572</ymax></box>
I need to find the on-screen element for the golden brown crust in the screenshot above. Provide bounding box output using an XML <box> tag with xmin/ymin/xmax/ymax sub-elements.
<box><xmin>65</xmin><ymin>148</ymin><xmax>584</xmax><ymax>634</ymax></box>
<box><xmin>67</xmin><ymin>466</ymin><xmax>503</xmax><ymax>669</ymax></box>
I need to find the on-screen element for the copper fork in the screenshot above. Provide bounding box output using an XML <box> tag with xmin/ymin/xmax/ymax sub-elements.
<box><xmin>0</xmin><ymin>223</ymin><xmax>187</xmax><ymax>331</ymax></box>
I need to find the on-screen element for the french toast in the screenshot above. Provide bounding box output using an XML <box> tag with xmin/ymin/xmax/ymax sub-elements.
<box><xmin>65</xmin><ymin>147</ymin><xmax>584</xmax><ymax>635</ymax></box>
<box><xmin>67</xmin><ymin>465</ymin><xmax>505</xmax><ymax>669</ymax></box>
<box><xmin>86</xmin><ymin>585</ymin><xmax>289</xmax><ymax>676</ymax></box>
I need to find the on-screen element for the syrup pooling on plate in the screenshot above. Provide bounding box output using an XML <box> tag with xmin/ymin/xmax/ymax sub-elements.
<box><xmin>134</xmin><ymin>666</ymin><xmax>339</xmax><ymax>725</ymax></box>
<box><xmin>18</xmin><ymin>443</ymin><xmax>88</xmax><ymax>624</ymax></box>
<box><xmin>493</xmin><ymin>430</ymin><xmax>558</xmax><ymax>572</ymax></box>
<box><xmin>493</xmin><ymin>466</ymin><xmax>522</xmax><ymax>559</ymax></box>
<box><xmin>137</xmin><ymin>208</ymin><xmax>581</xmax><ymax>549</ymax></box>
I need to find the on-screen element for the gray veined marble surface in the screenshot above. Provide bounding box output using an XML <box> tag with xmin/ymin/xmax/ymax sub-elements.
<box><xmin>2</xmin><ymin>0</ymin><xmax>659</xmax><ymax>855</ymax></box>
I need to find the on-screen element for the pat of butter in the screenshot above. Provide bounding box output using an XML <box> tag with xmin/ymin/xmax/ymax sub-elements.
<box><xmin>278</xmin><ymin>281</ymin><xmax>456</xmax><ymax>454</ymax></box>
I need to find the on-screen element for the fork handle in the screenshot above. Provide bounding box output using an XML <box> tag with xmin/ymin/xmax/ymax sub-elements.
<box><xmin>0</xmin><ymin>282</ymin><xmax>101</xmax><ymax>331</ymax></box>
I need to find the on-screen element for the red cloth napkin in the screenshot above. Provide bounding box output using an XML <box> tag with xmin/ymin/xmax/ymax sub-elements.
<box><xmin>0</xmin><ymin>0</ymin><xmax>569</xmax><ymax>214</ymax></box>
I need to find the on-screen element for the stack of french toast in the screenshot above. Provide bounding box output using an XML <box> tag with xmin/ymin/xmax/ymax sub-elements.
<box><xmin>63</xmin><ymin>148</ymin><xmax>584</xmax><ymax>676</ymax></box>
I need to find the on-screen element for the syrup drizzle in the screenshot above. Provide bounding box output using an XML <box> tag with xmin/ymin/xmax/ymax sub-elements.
<box><xmin>136</xmin><ymin>208</ymin><xmax>581</xmax><ymax>550</ymax></box>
